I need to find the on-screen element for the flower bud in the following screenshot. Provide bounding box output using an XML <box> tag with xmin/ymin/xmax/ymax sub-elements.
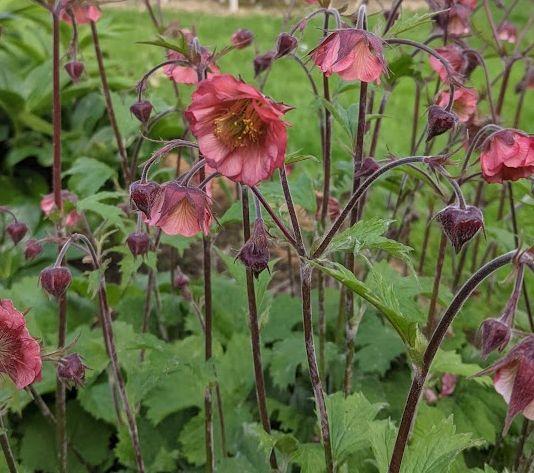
<box><xmin>231</xmin><ymin>28</ymin><xmax>253</xmax><ymax>49</ymax></box>
<box><xmin>25</xmin><ymin>239</ymin><xmax>43</xmax><ymax>261</ymax></box>
<box><xmin>57</xmin><ymin>353</ymin><xmax>87</xmax><ymax>388</ymax></box>
<box><xmin>173</xmin><ymin>271</ymin><xmax>190</xmax><ymax>290</ymax></box>
<box><xmin>275</xmin><ymin>33</ymin><xmax>298</xmax><ymax>58</ymax></box>
<box><xmin>254</xmin><ymin>51</ymin><xmax>275</xmax><ymax>77</ymax></box>
<box><xmin>40</xmin><ymin>266</ymin><xmax>72</xmax><ymax>298</ymax></box>
<box><xmin>354</xmin><ymin>157</ymin><xmax>380</xmax><ymax>179</ymax></box>
<box><xmin>129</xmin><ymin>180</ymin><xmax>162</xmax><ymax>219</ymax></box>
<box><xmin>236</xmin><ymin>218</ymin><xmax>270</xmax><ymax>278</ymax></box>
<box><xmin>440</xmin><ymin>373</ymin><xmax>458</xmax><ymax>397</ymax></box>
<box><xmin>6</xmin><ymin>222</ymin><xmax>28</xmax><ymax>245</ymax></box>
<box><xmin>426</xmin><ymin>105</ymin><xmax>458</xmax><ymax>141</ymax></box>
<box><xmin>434</xmin><ymin>205</ymin><xmax>484</xmax><ymax>253</ymax></box>
<box><xmin>130</xmin><ymin>100</ymin><xmax>153</xmax><ymax>124</ymax></box>
<box><xmin>64</xmin><ymin>60</ymin><xmax>85</xmax><ymax>81</ymax></box>
<box><xmin>478</xmin><ymin>318</ymin><xmax>511</xmax><ymax>359</ymax></box>
<box><xmin>126</xmin><ymin>232</ymin><xmax>150</xmax><ymax>257</ymax></box>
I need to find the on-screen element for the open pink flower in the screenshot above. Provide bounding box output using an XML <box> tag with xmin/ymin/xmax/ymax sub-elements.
<box><xmin>446</xmin><ymin>4</ymin><xmax>472</xmax><ymax>35</ymax></box>
<box><xmin>185</xmin><ymin>74</ymin><xmax>290</xmax><ymax>186</ymax></box>
<box><xmin>0</xmin><ymin>300</ymin><xmax>42</xmax><ymax>389</ymax></box>
<box><xmin>311</xmin><ymin>29</ymin><xmax>387</xmax><ymax>83</ymax></box>
<box><xmin>497</xmin><ymin>21</ymin><xmax>517</xmax><ymax>43</ymax></box>
<box><xmin>60</xmin><ymin>1</ymin><xmax>102</xmax><ymax>24</ymax></box>
<box><xmin>429</xmin><ymin>45</ymin><xmax>467</xmax><ymax>82</ymax></box>
<box><xmin>40</xmin><ymin>190</ymin><xmax>82</xmax><ymax>227</ymax></box>
<box><xmin>480</xmin><ymin>131</ymin><xmax>534</xmax><ymax>183</ymax></box>
<box><xmin>147</xmin><ymin>182</ymin><xmax>212</xmax><ymax>237</ymax></box>
<box><xmin>436</xmin><ymin>87</ymin><xmax>477</xmax><ymax>123</ymax></box>
<box><xmin>163</xmin><ymin>49</ymin><xmax>219</xmax><ymax>85</ymax></box>
<box><xmin>475</xmin><ymin>335</ymin><xmax>534</xmax><ymax>434</ymax></box>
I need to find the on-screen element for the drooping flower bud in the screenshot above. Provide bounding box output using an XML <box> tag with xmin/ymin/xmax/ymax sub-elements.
<box><xmin>173</xmin><ymin>271</ymin><xmax>190</xmax><ymax>290</ymax></box>
<box><xmin>426</xmin><ymin>105</ymin><xmax>458</xmax><ymax>141</ymax></box>
<box><xmin>275</xmin><ymin>33</ymin><xmax>298</xmax><ymax>58</ymax></box>
<box><xmin>434</xmin><ymin>205</ymin><xmax>484</xmax><ymax>253</ymax></box>
<box><xmin>354</xmin><ymin>157</ymin><xmax>380</xmax><ymax>179</ymax></box>
<box><xmin>6</xmin><ymin>222</ymin><xmax>28</xmax><ymax>245</ymax></box>
<box><xmin>497</xmin><ymin>21</ymin><xmax>517</xmax><ymax>44</ymax></box>
<box><xmin>254</xmin><ymin>51</ymin><xmax>275</xmax><ymax>77</ymax></box>
<box><xmin>64</xmin><ymin>60</ymin><xmax>85</xmax><ymax>81</ymax></box>
<box><xmin>126</xmin><ymin>232</ymin><xmax>150</xmax><ymax>257</ymax></box>
<box><xmin>40</xmin><ymin>266</ymin><xmax>72</xmax><ymax>298</ymax></box>
<box><xmin>478</xmin><ymin>318</ymin><xmax>511</xmax><ymax>359</ymax></box>
<box><xmin>231</xmin><ymin>28</ymin><xmax>253</xmax><ymax>49</ymax></box>
<box><xmin>130</xmin><ymin>100</ymin><xmax>153</xmax><ymax>124</ymax></box>
<box><xmin>236</xmin><ymin>218</ymin><xmax>270</xmax><ymax>278</ymax></box>
<box><xmin>440</xmin><ymin>373</ymin><xmax>458</xmax><ymax>397</ymax></box>
<box><xmin>57</xmin><ymin>353</ymin><xmax>87</xmax><ymax>388</ymax></box>
<box><xmin>24</xmin><ymin>239</ymin><xmax>43</xmax><ymax>261</ymax></box>
<box><xmin>474</xmin><ymin>335</ymin><xmax>534</xmax><ymax>434</ymax></box>
<box><xmin>129</xmin><ymin>180</ymin><xmax>162</xmax><ymax>219</ymax></box>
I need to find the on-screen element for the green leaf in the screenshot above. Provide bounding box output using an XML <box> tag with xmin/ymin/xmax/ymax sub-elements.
<box><xmin>386</xmin><ymin>54</ymin><xmax>423</xmax><ymax>83</ymax></box>
<box><xmin>432</xmin><ymin>350</ymin><xmax>490</xmax><ymax>385</ymax></box>
<box><xmin>327</xmin><ymin>392</ymin><xmax>385</xmax><ymax>466</ymax></box>
<box><xmin>311</xmin><ymin>261</ymin><xmax>426</xmax><ymax>362</ymax></box>
<box><xmin>384</xmin><ymin>11</ymin><xmax>436</xmax><ymax>37</ymax></box>
<box><xmin>269</xmin><ymin>334</ymin><xmax>305</xmax><ymax>389</ymax></box>
<box><xmin>137</xmin><ymin>35</ymin><xmax>188</xmax><ymax>54</ymax></box>
<box><xmin>293</xmin><ymin>443</ymin><xmax>326</xmax><ymax>473</ymax></box>
<box><xmin>76</xmin><ymin>191</ymin><xmax>126</xmax><ymax>232</ymax></box>
<box><xmin>327</xmin><ymin>217</ymin><xmax>413</xmax><ymax>267</ymax></box>
<box><xmin>64</xmin><ymin>157</ymin><xmax>116</xmax><ymax>197</ymax></box>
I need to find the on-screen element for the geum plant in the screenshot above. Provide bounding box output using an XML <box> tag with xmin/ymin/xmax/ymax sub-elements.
<box><xmin>0</xmin><ymin>0</ymin><xmax>533</xmax><ymax>472</ymax></box>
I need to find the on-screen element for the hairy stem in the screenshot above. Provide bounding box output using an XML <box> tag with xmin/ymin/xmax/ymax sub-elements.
<box><xmin>388</xmin><ymin>251</ymin><xmax>517</xmax><ymax>473</ymax></box>
<box><xmin>426</xmin><ymin>233</ymin><xmax>448</xmax><ymax>333</ymax></box>
<box><xmin>90</xmin><ymin>21</ymin><xmax>131</xmax><ymax>186</ymax></box>
<box><xmin>241</xmin><ymin>188</ymin><xmax>278</xmax><ymax>470</ymax></box>
<box><xmin>0</xmin><ymin>416</ymin><xmax>18</xmax><ymax>473</ymax></box>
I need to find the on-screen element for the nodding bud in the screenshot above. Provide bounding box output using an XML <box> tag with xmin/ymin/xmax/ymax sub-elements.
<box><xmin>383</xmin><ymin>8</ymin><xmax>400</xmax><ymax>24</ymax></box>
<box><xmin>354</xmin><ymin>157</ymin><xmax>380</xmax><ymax>179</ymax></box>
<box><xmin>275</xmin><ymin>33</ymin><xmax>298</xmax><ymax>58</ymax></box>
<box><xmin>130</xmin><ymin>100</ymin><xmax>153</xmax><ymax>124</ymax></box>
<box><xmin>25</xmin><ymin>239</ymin><xmax>43</xmax><ymax>261</ymax></box>
<box><xmin>173</xmin><ymin>270</ymin><xmax>190</xmax><ymax>290</ymax></box>
<box><xmin>129</xmin><ymin>180</ymin><xmax>162</xmax><ymax>219</ymax></box>
<box><xmin>6</xmin><ymin>222</ymin><xmax>28</xmax><ymax>245</ymax></box>
<box><xmin>231</xmin><ymin>28</ymin><xmax>254</xmax><ymax>49</ymax></box>
<box><xmin>478</xmin><ymin>318</ymin><xmax>511</xmax><ymax>359</ymax></box>
<box><xmin>427</xmin><ymin>105</ymin><xmax>458</xmax><ymax>141</ymax></box>
<box><xmin>57</xmin><ymin>353</ymin><xmax>87</xmax><ymax>388</ymax></box>
<box><xmin>40</xmin><ymin>266</ymin><xmax>72</xmax><ymax>298</ymax></box>
<box><xmin>254</xmin><ymin>51</ymin><xmax>275</xmax><ymax>77</ymax></box>
<box><xmin>236</xmin><ymin>218</ymin><xmax>270</xmax><ymax>278</ymax></box>
<box><xmin>64</xmin><ymin>61</ymin><xmax>85</xmax><ymax>81</ymax></box>
<box><xmin>126</xmin><ymin>232</ymin><xmax>150</xmax><ymax>257</ymax></box>
<box><xmin>434</xmin><ymin>205</ymin><xmax>484</xmax><ymax>253</ymax></box>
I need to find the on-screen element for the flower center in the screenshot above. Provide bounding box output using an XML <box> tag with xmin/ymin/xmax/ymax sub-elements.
<box><xmin>213</xmin><ymin>100</ymin><xmax>265</xmax><ymax>149</ymax></box>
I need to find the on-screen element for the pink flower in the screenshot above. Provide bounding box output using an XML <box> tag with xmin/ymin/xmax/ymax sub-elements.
<box><xmin>429</xmin><ymin>45</ymin><xmax>467</xmax><ymax>82</ymax></box>
<box><xmin>0</xmin><ymin>300</ymin><xmax>42</xmax><ymax>389</ymax></box>
<box><xmin>147</xmin><ymin>182</ymin><xmax>212</xmax><ymax>237</ymax></box>
<box><xmin>440</xmin><ymin>373</ymin><xmax>458</xmax><ymax>397</ymax></box>
<box><xmin>185</xmin><ymin>74</ymin><xmax>290</xmax><ymax>186</ymax></box>
<box><xmin>40</xmin><ymin>190</ymin><xmax>82</xmax><ymax>227</ymax></box>
<box><xmin>436</xmin><ymin>87</ymin><xmax>478</xmax><ymax>123</ymax></box>
<box><xmin>480</xmin><ymin>131</ymin><xmax>534</xmax><ymax>183</ymax></box>
<box><xmin>311</xmin><ymin>29</ymin><xmax>387</xmax><ymax>83</ymax></box>
<box><xmin>60</xmin><ymin>1</ymin><xmax>102</xmax><ymax>24</ymax></box>
<box><xmin>163</xmin><ymin>49</ymin><xmax>219</xmax><ymax>85</ymax></box>
<box><xmin>497</xmin><ymin>21</ymin><xmax>517</xmax><ymax>43</ymax></box>
<box><xmin>475</xmin><ymin>335</ymin><xmax>534</xmax><ymax>434</ymax></box>
<box><xmin>446</xmin><ymin>4</ymin><xmax>472</xmax><ymax>35</ymax></box>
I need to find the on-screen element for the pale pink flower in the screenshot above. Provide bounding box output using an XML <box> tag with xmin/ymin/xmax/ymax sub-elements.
<box><xmin>311</xmin><ymin>29</ymin><xmax>387</xmax><ymax>83</ymax></box>
<box><xmin>0</xmin><ymin>300</ymin><xmax>42</xmax><ymax>389</ymax></box>
<box><xmin>436</xmin><ymin>87</ymin><xmax>478</xmax><ymax>123</ymax></box>
<box><xmin>60</xmin><ymin>1</ymin><xmax>102</xmax><ymax>24</ymax></box>
<box><xmin>440</xmin><ymin>373</ymin><xmax>458</xmax><ymax>397</ymax></box>
<box><xmin>429</xmin><ymin>44</ymin><xmax>467</xmax><ymax>82</ymax></box>
<box><xmin>497</xmin><ymin>21</ymin><xmax>517</xmax><ymax>43</ymax></box>
<box><xmin>185</xmin><ymin>74</ymin><xmax>291</xmax><ymax>186</ymax></box>
<box><xmin>163</xmin><ymin>49</ymin><xmax>219</xmax><ymax>85</ymax></box>
<box><xmin>40</xmin><ymin>190</ymin><xmax>82</xmax><ymax>227</ymax></box>
<box><xmin>147</xmin><ymin>183</ymin><xmax>212</xmax><ymax>237</ymax></box>
<box><xmin>475</xmin><ymin>335</ymin><xmax>534</xmax><ymax>434</ymax></box>
<box><xmin>480</xmin><ymin>131</ymin><xmax>534</xmax><ymax>183</ymax></box>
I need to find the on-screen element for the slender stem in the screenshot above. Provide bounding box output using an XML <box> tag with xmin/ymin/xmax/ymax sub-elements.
<box><xmin>369</xmin><ymin>91</ymin><xmax>390</xmax><ymax>157</ymax></box>
<box><xmin>90</xmin><ymin>21</ymin><xmax>131</xmax><ymax>186</ymax></box>
<box><xmin>214</xmin><ymin>383</ymin><xmax>227</xmax><ymax>458</ymax></box>
<box><xmin>515</xmin><ymin>419</ymin><xmax>530</xmax><ymax>470</ymax></box>
<box><xmin>426</xmin><ymin>233</ymin><xmax>448</xmax><ymax>334</ymax></box>
<box><xmin>388</xmin><ymin>251</ymin><xmax>517</xmax><ymax>473</ymax></box>
<box><xmin>482</xmin><ymin>0</ymin><xmax>504</xmax><ymax>56</ymax></box>
<box><xmin>301</xmin><ymin>264</ymin><xmax>334</xmax><ymax>473</ymax></box>
<box><xmin>410</xmin><ymin>82</ymin><xmax>421</xmax><ymax>155</ymax></box>
<box><xmin>52</xmin><ymin>12</ymin><xmax>62</xmax><ymax>210</ymax></box>
<box><xmin>279</xmin><ymin>166</ymin><xmax>306</xmax><ymax>256</ymax></box>
<box><xmin>460</xmin><ymin>124</ymin><xmax>502</xmax><ymax>174</ymax></box>
<box><xmin>250</xmin><ymin>186</ymin><xmax>299</xmax><ymax>251</ymax></box>
<box><xmin>417</xmin><ymin>201</ymin><xmax>434</xmax><ymax>274</ymax></box>
<box><xmin>495</xmin><ymin>58</ymin><xmax>516</xmax><ymax>118</ymax></box>
<box><xmin>313</xmin><ymin>156</ymin><xmax>432</xmax><ymax>259</ymax></box>
<box><xmin>140</xmin><ymin>139</ymin><xmax>198</xmax><ymax>182</ymax></box>
<box><xmin>318</xmin><ymin>271</ymin><xmax>326</xmax><ymax>377</ymax></box>
<box><xmin>383</xmin><ymin>0</ymin><xmax>403</xmax><ymax>33</ymax></box>
<box><xmin>56</xmin><ymin>294</ymin><xmax>68</xmax><ymax>473</ymax></box>
<box><xmin>320</xmin><ymin>13</ymin><xmax>332</xmax><ymax>225</ymax></box>
<box><xmin>241</xmin><ymin>188</ymin><xmax>278</xmax><ymax>470</ymax></box>
<box><xmin>507</xmin><ymin>183</ymin><xmax>534</xmax><ymax>331</ymax></box>
<box><xmin>143</xmin><ymin>0</ymin><xmax>161</xmax><ymax>30</ymax></box>
<box><xmin>0</xmin><ymin>416</ymin><xmax>18</xmax><ymax>473</ymax></box>
<box><xmin>462</xmin><ymin>49</ymin><xmax>497</xmax><ymax>122</ymax></box>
